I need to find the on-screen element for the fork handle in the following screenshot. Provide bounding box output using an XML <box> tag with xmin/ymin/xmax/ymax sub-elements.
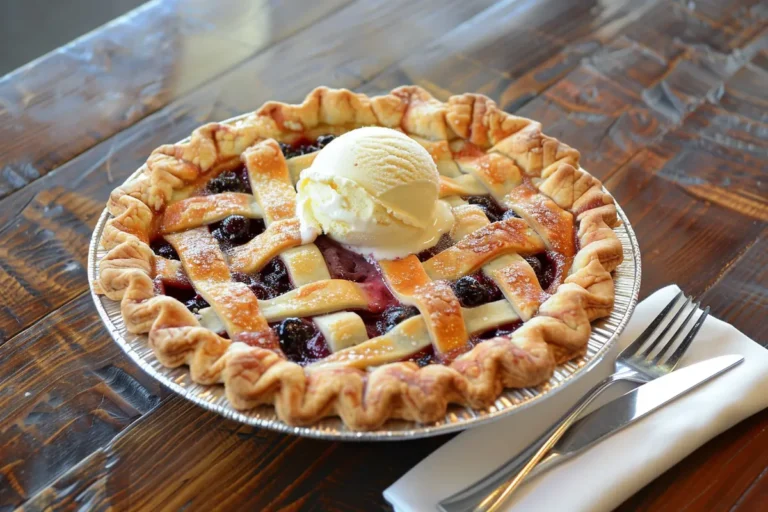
<box><xmin>439</xmin><ymin>375</ymin><xmax>623</xmax><ymax>512</ymax></box>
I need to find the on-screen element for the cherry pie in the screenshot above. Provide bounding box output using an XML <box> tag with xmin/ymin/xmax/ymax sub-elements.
<box><xmin>95</xmin><ymin>86</ymin><xmax>623</xmax><ymax>430</ymax></box>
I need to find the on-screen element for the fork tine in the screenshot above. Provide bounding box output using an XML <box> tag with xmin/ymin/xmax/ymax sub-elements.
<box><xmin>651</xmin><ymin>300</ymin><xmax>700</xmax><ymax>365</ymax></box>
<box><xmin>637</xmin><ymin>294</ymin><xmax>692</xmax><ymax>359</ymax></box>
<box><xmin>661</xmin><ymin>306</ymin><xmax>710</xmax><ymax>370</ymax></box>
<box><xmin>620</xmin><ymin>290</ymin><xmax>684</xmax><ymax>358</ymax></box>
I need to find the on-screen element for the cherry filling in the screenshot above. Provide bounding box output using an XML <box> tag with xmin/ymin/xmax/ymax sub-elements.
<box><xmin>355</xmin><ymin>305</ymin><xmax>420</xmax><ymax>340</ymax></box>
<box><xmin>155</xmin><ymin>282</ymin><xmax>210</xmax><ymax>314</ymax></box>
<box><xmin>279</xmin><ymin>134</ymin><xmax>335</xmax><ymax>159</ymax></box>
<box><xmin>451</xmin><ymin>272</ymin><xmax>502</xmax><ymax>308</ymax></box>
<box><xmin>314</xmin><ymin>236</ymin><xmax>398</xmax><ymax>312</ymax></box>
<box><xmin>272</xmin><ymin>317</ymin><xmax>330</xmax><ymax>365</ymax></box>
<box><xmin>315</xmin><ymin>235</ymin><xmax>375</xmax><ymax>282</ymax></box>
<box><xmin>205</xmin><ymin>166</ymin><xmax>252</xmax><ymax>195</ymax></box>
<box><xmin>416</xmin><ymin>233</ymin><xmax>454</xmax><ymax>262</ymax></box>
<box><xmin>463</xmin><ymin>195</ymin><xmax>511</xmax><ymax>223</ymax></box>
<box><xmin>150</xmin><ymin>239</ymin><xmax>179</xmax><ymax>260</ymax></box>
<box><xmin>232</xmin><ymin>257</ymin><xmax>293</xmax><ymax>300</ymax></box>
<box><xmin>406</xmin><ymin>346</ymin><xmax>436</xmax><ymax>368</ymax></box>
<box><xmin>404</xmin><ymin>319</ymin><xmax>525</xmax><ymax>367</ymax></box>
<box><xmin>525</xmin><ymin>252</ymin><xmax>559</xmax><ymax>292</ymax></box>
<box><xmin>210</xmin><ymin>216</ymin><xmax>266</xmax><ymax>250</ymax></box>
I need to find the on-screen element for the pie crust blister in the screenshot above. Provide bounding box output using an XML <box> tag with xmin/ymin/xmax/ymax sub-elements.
<box><xmin>95</xmin><ymin>86</ymin><xmax>623</xmax><ymax>430</ymax></box>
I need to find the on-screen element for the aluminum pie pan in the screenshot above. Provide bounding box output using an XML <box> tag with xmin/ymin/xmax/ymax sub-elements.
<box><xmin>88</xmin><ymin>121</ymin><xmax>641</xmax><ymax>441</ymax></box>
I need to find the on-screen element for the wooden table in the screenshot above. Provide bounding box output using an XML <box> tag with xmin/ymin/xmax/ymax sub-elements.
<box><xmin>1</xmin><ymin>0</ymin><xmax>765</xmax><ymax>509</ymax></box>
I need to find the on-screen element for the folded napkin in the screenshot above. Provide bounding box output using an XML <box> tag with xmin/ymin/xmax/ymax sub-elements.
<box><xmin>385</xmin><ymin>285</ymin><xmax>768</xmax><ymax>511</ymax></box>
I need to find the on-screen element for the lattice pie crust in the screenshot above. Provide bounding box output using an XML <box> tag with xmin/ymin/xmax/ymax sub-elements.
<box><xmin>95</xmin><ymin>86</ymin><xmax>623</xmax><ymax>430</ymax></box>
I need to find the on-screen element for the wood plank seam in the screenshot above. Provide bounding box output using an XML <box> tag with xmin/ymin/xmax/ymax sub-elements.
<box><xmin>700</xmin><ymin>228</ymin><xmax>765</xmax><ymax>295</ymax></box>
<box><xmin>733</xmin><ymin>464</ymin><xmax>768</xmax><ymax>509</ymax></box>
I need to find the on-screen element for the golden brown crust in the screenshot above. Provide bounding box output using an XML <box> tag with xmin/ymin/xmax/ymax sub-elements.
<box><xmin>423</xmin><ymin>218</ymin><xmax>547</xmax><ymax>281</ymax></box>
<box><xmin>154</xmin><ymin>257</ymin><xmax>190</xmax><ymax>288</ymax></box>
<box><xmin>95</xmin><ymin>86</ymin><xmax>624</xmax><ymax>430</ymax></box>
<box><xmin>483</xmin><ymin>254</ymin><xmax>545</xmax><ymax>321</ymax></box>
<box><xmin>380</xmin><ymin>256</ymin><xmax>468</xmax><ymax>355</ymax></box>
<box><xmin>453</xmin><ymin>145</ymin><xmax>524</xmax><ymax>200</ymax></box>
<box><xmin>228</xmin><ymin>218</ymin><xmax>303</xmax><ymax>273</ymax></box>
<box><xmin>160</xmin><ymin>193</ymin><xmax>259</xmax><ymax>234</ymax></box>
<box><xmin>242</xmin><ymin>139</ymin><xmax>297</xmax><ymax>223</ymax></box>
<box><xmin>505</xmin><ymin>180</ymin><xmax>576</xmax><ymax>256</ymax></box>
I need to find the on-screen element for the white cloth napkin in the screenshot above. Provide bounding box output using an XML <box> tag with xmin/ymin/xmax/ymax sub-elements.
<box><xmin>384</xmin><ymin>285</ymin><xmax>768</xmax><ymax>511</ymax></box>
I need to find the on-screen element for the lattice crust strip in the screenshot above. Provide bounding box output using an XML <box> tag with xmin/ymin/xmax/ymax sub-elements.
<box><xmin>96</xmin><ymin>86</ymin><xmax>623</xmax><ymax>430</ymax></box>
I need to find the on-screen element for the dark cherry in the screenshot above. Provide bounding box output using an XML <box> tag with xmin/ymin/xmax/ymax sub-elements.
<box><xmin>493</xmin><ymin>321</ymin><xmax>523</xmax><ymax>337</ymax></box>
<box><xmin>185</xmin><ymin>294</ymin><xmax>209</xmax><ymax>314</ymax></box>
<box><xmin>211</xmin><ymin>227</ymin><xmax>228</xmax><ymax>247</ymax></box>
<box><xmin>471</xmin><ymin>321</ymin><xmax>523</xmax><ymax>345</ymax></box>
<box><xmin>466</xmin><ymin>195</ymin><xmax>495</xmax><ymax>210</ymax></box>
<box><xmin>262</xmin><ymin>258</ymin><xmax>292</xmax><ymax>295</ymax></box>
<box><xmin>250</xmin><ymin>281</ymin><xmax>270</xmax><ymax>300</ymax></box>
<box><xmin>304</xmin><ymin>333</ymin><xmax>331</xmax><ymax>361</ymax></box>
<box><xmin>315</xmin><ymin>236</ymin><xmax>377</xmax><ymax>283</ymax></box>
<box><xmin>233</xmin><ymin>258</ymin><xmax>294</xmax><ymax>300</ymax></box>
<box><xmin>466</xmin><ymin>195</ymin><xmax>504</xmax><ymax>223</ymax></box>
<box><xmin>356</xmin><ymin>311</ymin><xmax>385</xmax><ymax>339</ymax></box>
<box><xmin>502</xmin><ymin>209</ymin><xmax>521</xmax><ymax>220</ymax></box>
<box><xmin>530</xmin><ymin>252</ymin><xmax>558</xmax><ymax>290</ymax></box>
<box><xmin>207</xmin><ymin>171</ymin><xmax>249</xmax><ymax>194</ymax></box>
<box><xmin>408</xmin><ymin>346</ymin><xmax>436</xmax><ymax>367</ymax></box>
<box><xmin>416</xmin><ymin>352</ymin><xmax>433</xmax><ymax>367</ymax></box>
<box><xmin>231</xmin><ymin>270</ymin><xmax>256</xmax><ymax>286</ymax></box>
<box><xmin>231</xmin><ymin>271</ymin><xmax>269</xmax><ymax>300</ymax></box>
<box><xmin>279</xmin><ymin>134</ymin><xmax>334</xmax><ymax>159</ymax></box>
<box><xmin>210</xmin><ymin>217</ymin><xmax>264</xmax><ymax>248</ymax></box>
<box><xmin>480</xmin><ymin>272</ymin><xmax>503</xmax><ymax>302</ymax></box>
<box><xmin>316</xmin><ymin>134</ymin><xmax>335</xmax><ymax>147</ymax></box>
<box><xmin>453</xmin><ymin>276</ymin><xmax>490</xmax><ymax>307</ymax></box>
<box><xmin>161</xmin><ymin>283</ymin><xmax>196</xmax><ymax>304</ymax></box>
<box><xmin>378</xmin><ymin>305</ymin><xmax>419</xmax><ymax>334</ymax></box>
<box><xmin>150</xmin><ymin>239</ymin><xmax>179</xmax><ymax>260</ymax></box>
<box><xmin>221</xmin><ymin>215</ymin><xmax>251</xmax><ymax>244</ymax></box>
<box><xmin>524</xmin><ymin>255</ymin><xmax>543</xmax><ymax>277</ymax></box>
<box><xmin>277</xmin><ymin>318</ymin><xmax>317</xmax><ymax>359</ymax></box>
<box><xmin>416</xmin><ymin>233</ymin><xmax>454</xmax><ymax>261</ymax></box>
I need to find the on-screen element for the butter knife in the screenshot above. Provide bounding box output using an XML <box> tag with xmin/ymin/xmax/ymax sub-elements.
<box><xmin>439</xmin><ymin>354</ymin><xmax>744</xmax><ymax>512</ymax></box>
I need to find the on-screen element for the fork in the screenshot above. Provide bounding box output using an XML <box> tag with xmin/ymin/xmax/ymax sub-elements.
<box><xmin>439</xmin><ymin>291</ymin><xmax>710</xmax><ymax>512</ymax></box>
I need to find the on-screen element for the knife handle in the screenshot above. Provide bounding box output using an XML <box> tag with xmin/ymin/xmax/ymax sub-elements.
<box><xmin>438</xmin><ymin>375</ymin><xmax>622</xmax><ymax>512</ymax></box>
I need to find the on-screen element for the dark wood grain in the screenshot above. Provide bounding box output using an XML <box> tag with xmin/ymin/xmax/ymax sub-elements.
<box><xmin>700</xmin><ymin>230</ymin><xmax>767</xmax><ymax>343</ymax></box>
<box><xmin>604</xmin><ymin>148</ymin><xmax>764</xmax><ymax>298</ymax></box>
<box><xmin>19</xmin><ymin>397</ymin><xmax>446</xmax><ymax>512</ymax></box>
<box><xmin>1</xmin><ymin>0</ymin><xmax>767</xmax><ymax>510</ymax></box>
<box><xmin>360</xmin><ymin>0</ymin><xmax>662</xmax><ymax>109</ymax></box>
<box><xmin>0</xmin><ymin>294</ymin><xmax>165</xmax><ymax>509</ymax></box>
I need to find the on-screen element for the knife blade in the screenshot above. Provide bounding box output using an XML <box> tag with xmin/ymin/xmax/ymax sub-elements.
<box><xmin>529</xmin><ymin>354</ymin><xmax>744</xmax><ymax>478</ymax></box>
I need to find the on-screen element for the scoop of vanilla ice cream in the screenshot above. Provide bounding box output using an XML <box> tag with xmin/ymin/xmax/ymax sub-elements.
<box><xmin>296</xmin><ymin>127</ymin><xmax>453</xmax><ymax>259</ymax></box>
